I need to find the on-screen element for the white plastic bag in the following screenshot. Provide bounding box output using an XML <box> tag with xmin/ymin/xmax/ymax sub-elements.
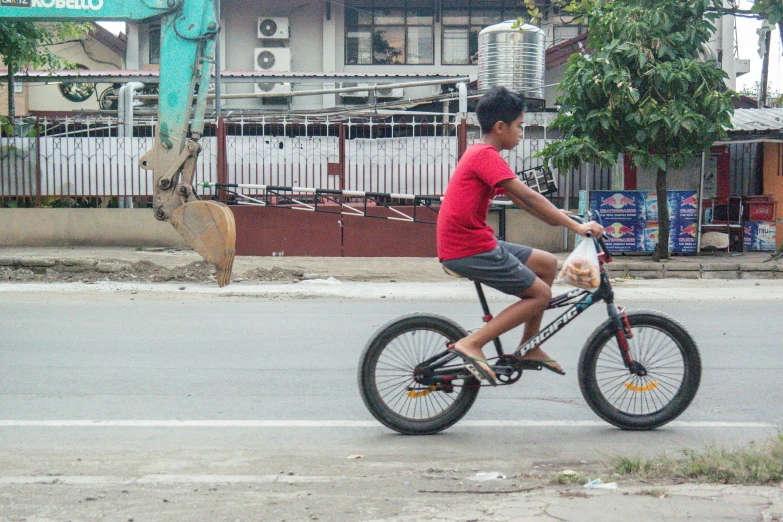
<box><xmin>558</xmin><ymin>238</ymin><xmax>600</xmax><ymax>290</ymax></box>
<box><xmin>467</xmin><ymin>472</ymin><xmax>506</xmax><ymax>482</ymax></box>
<box><xmin>583</xmin><ymin>478</ymin><xmax>618</xmax><ymax>490</ymax></box>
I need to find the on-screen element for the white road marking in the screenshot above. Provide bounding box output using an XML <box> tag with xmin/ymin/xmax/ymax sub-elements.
<box><xmin>0</xmin><ymin>420</ymin><xmax>775</xmax><ymax>428</ymax></box>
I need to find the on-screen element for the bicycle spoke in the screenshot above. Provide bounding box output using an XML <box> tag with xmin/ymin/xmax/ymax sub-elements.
<box><xmin>372</xmin><ymin>326</ymin><xmax>468</xmax><ymax>421</ymax></box>
<box><xmin>593</xmin><ymin>323</ymin><xmax>687</xmax><ymax>416</ymax></box>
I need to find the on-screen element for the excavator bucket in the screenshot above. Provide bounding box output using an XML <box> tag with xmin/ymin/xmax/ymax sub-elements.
<box><xmin>168</xmin><ymin>201</ymin><xmax>236</xmax><ymax>287</ymax></box>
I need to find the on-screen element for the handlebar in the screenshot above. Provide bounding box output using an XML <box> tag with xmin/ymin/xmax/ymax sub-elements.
<box><xmin>569</xmin><ymin>211</ymin><xmax>613</xmax><ymax>262</ymax></box>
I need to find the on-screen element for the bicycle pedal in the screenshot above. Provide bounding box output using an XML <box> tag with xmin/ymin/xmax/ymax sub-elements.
<box><xmin>493</xmin><ymin>365</ymin><xmax>515</xmax><ymax>376</ymax></box>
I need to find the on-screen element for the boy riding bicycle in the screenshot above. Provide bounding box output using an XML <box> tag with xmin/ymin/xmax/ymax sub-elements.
<box><xmin>437</xmin><ymin>86</ymin><xmax>603</xmax><ymax>385</ymax></box>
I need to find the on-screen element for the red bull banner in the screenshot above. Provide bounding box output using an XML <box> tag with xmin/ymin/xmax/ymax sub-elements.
<box><xmin>591</xmin><ymin>190</ymin><xmax>698</xmax><ymax>254</ymax></box>
<box><xmin>744</xmin><ymin>221</ymin><xmax>777</xmax><ymax>251</ymax></box>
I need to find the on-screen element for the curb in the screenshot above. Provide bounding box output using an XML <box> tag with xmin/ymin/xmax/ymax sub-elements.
<box><xmin>0</xmin><ymin>254</ymin><xmax>781</xmax><ymax>281</ymax></box>
<box><xmin>558</xmin><ymin>260</ymin><xmax>781</xmax><ymax>280</ymax></box>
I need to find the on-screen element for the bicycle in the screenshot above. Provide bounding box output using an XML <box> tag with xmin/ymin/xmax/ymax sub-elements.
<box><xmin>358</xmin><ymin>212</ymin><xmax>702</xmax><ymax>435</ymax></box>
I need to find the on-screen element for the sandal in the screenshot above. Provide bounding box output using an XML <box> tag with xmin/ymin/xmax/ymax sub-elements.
<box><xmin>520</xmin><ymin>357</ymin><xmax>566</xmax><ymax>376</ymax></box>
<box><xmin>450</xmin><ymin>345</ymin><xmax>497</xmax><ymax>386</ymax></box>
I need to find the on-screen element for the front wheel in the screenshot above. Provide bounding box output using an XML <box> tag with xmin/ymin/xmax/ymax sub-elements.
<box><xmin>358</xmin><ymin>313</ymin><xmax>478</xmax><ymax>435</ymax></box>
<box><xmin>578</xmin><ymin>310</ymin><xmax>701</xmax><ymax>430</ymax></box>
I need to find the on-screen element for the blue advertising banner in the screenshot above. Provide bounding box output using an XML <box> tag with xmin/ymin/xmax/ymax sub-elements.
<box><xmin>744</xmin><ymin>221</ymin><xmax>777</xmax><ymax>251</ymax></box>
<box><xmin>590</xmin><ymin>190</ymin><xmax>698</xmax><ymax>254</ymax></box>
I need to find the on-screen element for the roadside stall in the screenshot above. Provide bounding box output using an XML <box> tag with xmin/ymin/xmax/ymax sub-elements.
<box><xmin>588</xmin><ymin>108</ymin><xmax>783</xmax><ymax>255</ymax></box>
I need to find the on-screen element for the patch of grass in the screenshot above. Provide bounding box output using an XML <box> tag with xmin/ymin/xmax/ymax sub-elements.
<box><xmin>613</xmin><ymin>455</ymin><xmax>676</xmax><ymax>476</ymax></box>
<box><xmin>611</xmin><ymin>434</ymin><xmax>783</xmax><ymax>485</ymax></box>
<box><xmin>637</xmin><ymin>487</ymin><xmax>667</xmax><ymax>498</ymax></box>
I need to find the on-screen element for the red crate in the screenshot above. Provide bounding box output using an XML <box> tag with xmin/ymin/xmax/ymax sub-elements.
<box><xmin>744</xmin><ymin>195</ymin><xmax>777</xmax><ymax>221</ymax></box>
<box><xmin>749</xmin><ymin>203</ymin><xmax>775</xmax><ymax>221</ymax></box>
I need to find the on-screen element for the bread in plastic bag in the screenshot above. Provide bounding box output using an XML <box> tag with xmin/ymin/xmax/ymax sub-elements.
<box><xmin>558</xmin><ymin>238</ymin><xmax>600</xmax><ymax>290</ymax></box>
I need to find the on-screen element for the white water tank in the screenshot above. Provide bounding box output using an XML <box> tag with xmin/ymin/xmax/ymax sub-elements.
<box><xmin>478</xmin><ymin>21</ymin><xmax>545</xmax><ymax>101</ymax></box>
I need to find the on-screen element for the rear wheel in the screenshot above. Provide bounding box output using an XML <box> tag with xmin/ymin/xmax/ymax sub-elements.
<box><xmin>578</xmin><ymin>310</ymin><xmax>701</xmax><ymax>430</ymax></box>
<box><xmin>358</xmin><ymin>313</ymin><xmax>479</xmax><ymax>435</ymax></box>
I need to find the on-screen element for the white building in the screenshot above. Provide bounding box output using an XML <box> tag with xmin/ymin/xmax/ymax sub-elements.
<box><xmin>119</xmin><ymin>0</ymin><xmax>749</xmax><ymax>113</ymax></box>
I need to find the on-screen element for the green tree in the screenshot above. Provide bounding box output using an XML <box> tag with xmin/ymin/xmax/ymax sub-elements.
<box><xmin>538</xmin><ymin>0</ymin><xmax>735</xmax><ymax>260</ymax></box>
<box><xmin>0</xmin><ymin>21</ymin><xmax>92</xmax><ymax>119</ymax></box>
<box><xmin>749</xmin><ymin>1</ymin><xmax>783</xmax><ymax>32</ymax></box>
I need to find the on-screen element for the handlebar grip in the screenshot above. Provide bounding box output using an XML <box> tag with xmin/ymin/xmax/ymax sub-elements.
<box><xmin>596</xmin><ymin>236</ymin><xmax>613</xmax><ymax>262</ymax></box>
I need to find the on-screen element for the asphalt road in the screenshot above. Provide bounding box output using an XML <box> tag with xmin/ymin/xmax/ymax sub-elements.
<box><xmin>1</xmin><ymin>283</ymin><xmax>782</xmax><ymax>520</ymax></box>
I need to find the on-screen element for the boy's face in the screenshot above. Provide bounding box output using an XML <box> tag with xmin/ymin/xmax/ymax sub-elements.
<box><xmin>496</xmin><ymin>114</ymin><xmax>524</xmax><ymax>150</ymax></box>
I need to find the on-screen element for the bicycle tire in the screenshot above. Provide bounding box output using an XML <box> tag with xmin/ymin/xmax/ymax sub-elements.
<box><xmin>578</xmin><ymin>310</ymin><xmax>701</xmax><ymax>430</ymax></box>
<box><xmin>358</xmin><ymin>313</ymin><xmax>479</xmax><ymax>435</ymax></box>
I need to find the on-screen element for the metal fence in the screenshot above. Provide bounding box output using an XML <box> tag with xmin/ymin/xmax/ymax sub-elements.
<box><xmin>1</xmin><ymin>114</ymin><xmax>616</xmax><ymax>206</ymax></box>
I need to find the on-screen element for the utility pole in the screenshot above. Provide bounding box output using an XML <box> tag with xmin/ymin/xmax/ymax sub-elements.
<box><xmin>214</xmin><ymin>0</ymin><xmax>221</xmax><ymax>118</ymax></box>
<box><xmin>759</xmin><ymin>26</ymin><xmax>771</xmax><ymax>108</ymax></box>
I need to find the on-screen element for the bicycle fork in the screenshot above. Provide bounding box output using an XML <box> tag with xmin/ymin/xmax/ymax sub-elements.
<box><xmin>607</xmin><ymin>302</ymin><xmax>643</xmax><ymax>375</ymax></box>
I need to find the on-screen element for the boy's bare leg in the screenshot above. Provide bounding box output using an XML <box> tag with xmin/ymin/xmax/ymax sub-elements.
<box><xmin>517</xmin><ymin>250</ymin><xmax>563</xmax><ymax>373</ymax></box>
<box><xmin>451</xmin><ymin>278</ymin><xmax>552</xmax><ymax>379</ymax></box>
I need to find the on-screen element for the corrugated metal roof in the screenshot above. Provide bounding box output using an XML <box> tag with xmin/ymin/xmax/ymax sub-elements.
<box><xmin>731</xmin><ymin>108</ymin><xmax>783</xmax><ymax>132</ymax></box>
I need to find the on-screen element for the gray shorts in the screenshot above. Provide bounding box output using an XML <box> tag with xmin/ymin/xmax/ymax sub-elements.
<box><xmin>441</xmin><ymin>240</ymin><xmax>536</xmax><ymax>295</ymax></box>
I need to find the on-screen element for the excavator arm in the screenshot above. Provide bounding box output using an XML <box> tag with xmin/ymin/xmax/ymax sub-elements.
<box><xmin>0</xmin><ymin>0</ymin><xmax>236</xmax><ymax>286</ymax></box>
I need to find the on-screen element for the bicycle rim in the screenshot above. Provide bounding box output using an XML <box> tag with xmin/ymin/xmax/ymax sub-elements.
<box><xmin>593</xmin><ymin>324</ymin><xmax>686</xmax><ymax>416</ymax></box>
<box><xmin>374</xmin><ymin>327</ymin><xmax>471</xmax><ymax>421</ymax></box>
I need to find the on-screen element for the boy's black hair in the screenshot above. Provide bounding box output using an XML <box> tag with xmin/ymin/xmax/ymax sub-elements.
<box><xmin>476</xmin><ymin>86</ymin><xmax>526</xmax><ymax>134</ymax></box>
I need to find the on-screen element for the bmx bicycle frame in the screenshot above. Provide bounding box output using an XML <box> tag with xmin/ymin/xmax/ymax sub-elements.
<box><xmin>417</xmin><ymin>235</ymin><xmax>637</xmax><ymax>386</ymax></box>
<box><xmin>482</xmin><ymin>244</ymin><xmax>625</xmax><ymax>361</ymax></box>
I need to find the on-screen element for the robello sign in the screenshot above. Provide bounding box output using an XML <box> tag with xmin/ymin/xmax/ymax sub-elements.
<box><xmin>2</xmin><ymin>0</ymin><xmax>105</xmax><ymax>9</ymax></box>
<box><xmin>33</xmin><ymin>0</ymin><xmax>104</xmax><ymax>9</ymax></box>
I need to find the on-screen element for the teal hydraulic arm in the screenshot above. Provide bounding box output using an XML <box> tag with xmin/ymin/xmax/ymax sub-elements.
<box><xmin>0</xmin><ymin>0</ymin><xmax>236</xmax><ymax>286</ymax></box>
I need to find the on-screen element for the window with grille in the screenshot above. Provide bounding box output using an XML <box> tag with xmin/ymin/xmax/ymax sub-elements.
<box><xmin>441</xmin><ymin>0</ymin><xmax>517</xmax><ymax>65</ymax></box>
<box><xmin>345</xmin><ymin>0</ymin><xmax>434</xmax><ymax>65</ymax></box>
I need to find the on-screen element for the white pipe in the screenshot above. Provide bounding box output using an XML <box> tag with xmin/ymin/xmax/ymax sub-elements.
<box><xmin>457</xmin><ymin>82</ymin><xmax>468</xmax><ymax>114</ymax></box>
<box><xmin>119</xmin><ymin>82</ymin><xmax>145</xmax><ymax>138</ymax></box>
<box><xmin>117</xmin><ymin>82</ymin><xmax>144</xmax><ymax>209</ymax></box>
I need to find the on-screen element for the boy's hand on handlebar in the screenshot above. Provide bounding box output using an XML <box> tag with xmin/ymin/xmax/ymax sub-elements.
<box><xmin>577</xmin><ymin>221</ymin><xmax>604</xmax><ymax>238</ymax></box>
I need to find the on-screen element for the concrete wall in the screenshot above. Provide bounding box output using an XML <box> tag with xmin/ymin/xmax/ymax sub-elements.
<box><xmin>762</xmin><ymin>142</ymin><xmax>783</xmax><ymax>249</ymax></box>
<box><xmin>0</xmin><ymin>84</ymin><xmax>29</xmax><ymax>117</ymax></box>
<box><xmin>0</xmin><ymin>206</ymin><xmax>568</xmax><ymax>253</ymax></box>
<box><xmin>0</xmin><ymin>209</ymin><xmax>186</xmax><ymax>247</ymax></box>
<box><xmin>488</xmin><ymin>208</ymin><xmax>566</xmax><ymax>253</ymax></box>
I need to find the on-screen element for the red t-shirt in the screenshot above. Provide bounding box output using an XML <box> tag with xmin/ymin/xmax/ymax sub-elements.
<box><xmin>437</xmin><ymin>143</ymin><xmax>516</xmax><ymax>261</ymax></box>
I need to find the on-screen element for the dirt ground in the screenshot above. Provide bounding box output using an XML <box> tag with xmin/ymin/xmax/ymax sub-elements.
<box><xmin>1</xmin><ymin>245</ymin><xmax>776</xmax><ymax>285</ymax></box>
<box><xmin>0</xmin><ymin>247</ymin><xmax>454</xmax><ymax>285</ymax></box>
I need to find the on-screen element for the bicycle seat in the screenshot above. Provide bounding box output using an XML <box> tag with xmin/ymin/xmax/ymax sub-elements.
<box><xmin>441</xmin><ymin>265</ymin><xmax>467</xmax><ymax>279</ymax></box>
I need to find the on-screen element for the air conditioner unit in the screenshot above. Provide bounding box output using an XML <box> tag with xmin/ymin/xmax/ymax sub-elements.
<box><xmin>340</xmin><ymin>83</ymin><xmax>403</xmax><ymax>99</ymax></box>
<box><xmin>376</xmin><ymin>86</ymin><xmax>404</xmax><ymax>99</ymax></box>
<box><xmin>258</xmin><ymin>17</ymin><xmax>289</xmax><ymax>39</ymax></box>
<box><xmin>254</xmin><ymin>81</ymin><xmax>292</xmax><ymax>95</ymax></box>
<box><xmin>254</xmin><ymin>47</ymin><xmax>291</xmax><ymax>72</ymax></box>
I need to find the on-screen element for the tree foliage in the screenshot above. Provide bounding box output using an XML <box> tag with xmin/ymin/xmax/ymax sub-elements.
<box><xmin>0</xmin><ymin>21</ymin><xmax>92</xmax><ymax>118</ymax></box>
<box><xmin>750</xmin><ymin>0</ymin><xmax>783</xmax><ymax>25</ymax></box>
<box><xmin>537</xmin><ymin>0</ymin><xmax>735</xmax><ymax>259</ymax></box>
